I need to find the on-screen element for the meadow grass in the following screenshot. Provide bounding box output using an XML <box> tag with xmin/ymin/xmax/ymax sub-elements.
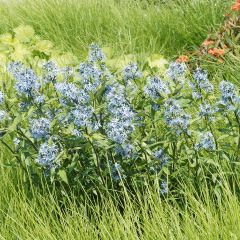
<box><xmin>1</xmin><ymin>147</ymin><xmax>240</xmax><ymax>239</ymax></box>
<box><xmin>0</xmin><ymin>0</ymin><xmax>231</xmax><ymax>57</ymax></box>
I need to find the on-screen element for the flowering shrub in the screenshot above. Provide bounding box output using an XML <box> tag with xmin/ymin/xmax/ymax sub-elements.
<box><xmin>0</xmin><ymin>42</ymin><xmax>239</xmax><ymax>195</ymax></box>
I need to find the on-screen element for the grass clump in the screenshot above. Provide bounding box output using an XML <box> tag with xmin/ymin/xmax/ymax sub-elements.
<box><xmin>0</xmin><ymin>0</ymin><xmax>231</xmax><ymax>56</ymax></box>
<box><xmin>0</xmin><ymin>155</ymin><xmax>240</xmax><ymax>239</ymax></box>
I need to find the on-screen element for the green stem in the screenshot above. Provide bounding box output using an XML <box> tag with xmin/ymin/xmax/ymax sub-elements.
<box><xmin>0</xmin><ymin>139</ymin><xmax>28</xmax><ymax>174</ymax></box>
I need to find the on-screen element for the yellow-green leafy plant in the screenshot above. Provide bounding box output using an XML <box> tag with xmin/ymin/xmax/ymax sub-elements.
<box><xmin>0</xmin><ymin>25</ymin><xmax>78</xmax><ymax>71</ymax></box>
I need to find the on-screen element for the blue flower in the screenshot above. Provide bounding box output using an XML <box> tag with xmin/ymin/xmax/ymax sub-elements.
<box><xmin>30</xmin><ymin>117</ymin><xmax>51</xmax><ymax>139</ymax></box>
<box><xmin>0</xmin><ymin>110</ymin><xmax>6</xmax><ymax>122</ymax></box>
<box><xmin>42</xmin><ymin>61</ymin><xmax>59</xmax><ymax>83</ymax></box>
<box><xmin>193</xmin><ymin>68</ymin><xmax>213</xmax><ymax>93</ymax></box>
<box><xmin>199</xmin><ymin>101</ymin><xmax>218</xmax><ymax>121</ymax></box>
<box><xmin>166</xmin><ymin>62</ymin><xmax>187</xmax><ymax>84</ymax></box>
<box><xmin>115</xmin><ymin>143</ymin><xmax>136</xmax><ymax>159</ymax></box>
<box><xmin>144</xmin><ymin>76</ymin><xmax>170</xmax><ymax>99</ymax></box>
<box><xmin>195</xmin><ymin>131</ymin><xmax>216</xmax><ymax>151</ymax></box>
<box><xmin>34</xmin><ymin>95</ymin><xmax>45</xmax><ymax>104</ymax></box>
<box><xmin>219</xmin><ymin>81</ymin><xmax>239</xmax><ymax>110</ymax></box>
<box><xmin>151</xmin><ymin>103</ymin><xmax>160</xmax><ymax>111</ymax></box>
<box><xmin>123</xmin><ymin>63</ymin><xmax>142</xmax><ymax>84</ymax></box>
<box><xmin>88</xmin><ymin>43</ymin><xmax>105</xmax><ymax>62</ymax></box>
<box><xmin>7</xmin><ymin>62</ymin><xmax>23</xmax><ymax>74</ymax></box>
<box><xmin>0</xmin><ymin>91</ymin><xmax>4</xmax><ymax>104</ymax></box>
<box><xmin>107</xmin><ymin>118</ymin><xmax>134</xmax><ymax>144</ymax></box>
<box><xmin>164</xmin><ymin>98</ymin><xmax>191</xmax><ymax>135</ymax></box>
<box><xmin>79</xmin><ymin>62</ymin><xmax>102</xmax><ymax>93</ymax></box>
<box><xmin>111</xmin><ymin>162</ymin><xmax>125</xmax><ymax>181</ymax></box>
<box><xmin>37</xmin><ymin>142</ymin><xmax>59</xmax><ymax>168</ymax></box>
<box><xmin>62</xmin><ymin>67</ymin><xmax>74</xmax><ymax>79</ymax></box>
<box><xmin>72</xmin><ymin>129</ymin><xmax>83</xmax><ymax>138</ymax></box>
<box><xmin>153</xmin><ymin>149</ymin><xmax>169</xmax><ymax>168</ymax></box>
<box><xmin>160</xmin><ymin>180</ymin><xmax>168</xmax><ymax>195</ymax></box>
<box><xmin>71</xmin><ymin>105</ymin><xmax>94</xmax><ymax>129</ymax></box>
<box><xmin>188</xmin><ymin>81</ymin><xmax>202</xmax><ymax>100</ymax></box>
<box><xmin>55</xmin><ymin>83</ymin><xmax>89</xmax><ymax>104</ymax></box>
<box><xmin>8</xmin><ymin>63</ymin><xmax>40</xmax><ymax>96</ymax></box>
<box><xmin>13</xmin><ymin>138</ymin><xmax>20</xmax><ymax>147</ymax></box>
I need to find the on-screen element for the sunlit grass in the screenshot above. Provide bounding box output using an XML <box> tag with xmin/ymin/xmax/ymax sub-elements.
<box><xmin>0</xmin><ymin>0</ymin><xmax>231</xmax><ymax>57</ymax></box>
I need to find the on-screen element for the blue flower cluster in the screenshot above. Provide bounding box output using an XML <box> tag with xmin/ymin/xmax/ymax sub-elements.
<box><xmin>0</xmin><ymin>91</ymin><xmax>4</xmax><ymax>104</ymax></box>
<box><xmin>42</xmin><ymin>61</ymin><xmax>59</xmax><ymax>83</ymax></box>
<box><xmin>8</xmin><ymin>62</ymin><xmax>40</xmax><ymax>97</ymax></box>
<box><xmin>34</xmin><ymin>95</ymin><xmax>45</xmax><ymax>104</ymax></box>
<box><xmin>123</xmin><ymin>63</ymin><xmax>142</xmax><ymax>84</ymax></box>
<box><xmin>106</xmin><ymin>83</ymin><xmax>135</xmax><ymax>144</ymax></box>
<box><xmin>37</xmin><ymin>142</ymin><xmax>59</xmax><ymax>168</ymax></box>
<box><xmin>88</xmin><ymin>43</ymin><xmax>105</xmax><ymax>63</ymax></box>
<box><xmin>219</xmin><ymin>81</ymin><xmax>239</xmax><ymax>110</ymax></box>
<box><xmin>55</xmin><ymin>82</ymin><xmax>89</xmax><ymax>104</ymax></box>
<box><xmin>71</xmin><ymin>105</ymin><xmax>96</xmax><ymax>129</ymax></box>
<box><xmin>199</xmin><ymin>101</ymin><xmax>218</xmax><ymax>121</ymax></box>
<box><xmin>153</xmin><ymin>149</ymin><xmax>169</xmax><ymax>167</ymax></box>
<box><xmin>30</xmin><ymin>117</ymin><xmax>51</xmax><ymax>139</ymax></box>
<box><xmin>164</xmin><ymin>98</ymin><xmax>191</xmax><ymax>135</ymax></box>
<box><xmin>115</xmin><ymin>143</ymin><xmax>136</xmax><ymax>159</ymax></box>
<box><xmin>144</xmin><ymin>76</ymin><xmax>170</xmax><ymax>100</ymax></box>
<box><xmin>160</xmin><ymin>180</ymin><xmax>168</xmax><ymax>195</ymax></box>
<box><xmin>79</xmin><ymin>62</ymin><xmax>102</xmax><ymax>93</ymax></box>
<box><xmin>188</xmin><ymin>81</ymin><xmax>202</xmax><ymax>100</ymax></box>
<box><xmin>111</xmin><ymin>162</ymin><xmax>125</xmax><ymax>181</ymax></box>
<box><xmin>0</xmin><ymin>110</ymin><xmax>6</xmax><ymax>122</ymax></box>
<box><xmin>166</xmin><ymin>62</ymin><xmax>187</xmax><ymax>84</ymax></box>
<box><xmin>195</xmin><ymin>131</ymin><xmax>216</xmax><ymax>151</ymax></box>
<box><xmin>193</xmin><ymin>68</ymin><xmax>213</xmax><ymax>93</ymax></box>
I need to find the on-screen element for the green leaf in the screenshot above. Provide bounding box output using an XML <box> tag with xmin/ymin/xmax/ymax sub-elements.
<box><xmin>58</xmin><ymin>170</ymin><xmax>68</xmax><ymax>184</ymax></box>
<box><xmin>8</xmin><ymin>115</ymin><xmax>22</xmax><ymax>133</ymax></box>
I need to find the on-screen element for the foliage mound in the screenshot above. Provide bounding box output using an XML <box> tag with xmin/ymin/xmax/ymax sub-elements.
<box><xmin>0</xmin><ymin>40</ymin><xmax>239</xmax><ymax>195</ymax></box>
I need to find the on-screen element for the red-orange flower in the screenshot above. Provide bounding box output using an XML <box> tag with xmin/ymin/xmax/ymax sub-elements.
<box><xmin>176</xmin><ymin>55</ymin><xmax>189</xmax><ymax>63</ymax></box>
<box><xmin>202</xmin><ymin>39</ymin><xmax>214</xmax><ymax>46</ymax></box>
<box><xmin>208</xmin><ymin>48</ymin><xmax>225</xmax><ymax>58</ymax></box>
<box><xmin>231</xmin><ymin>2</ymin><xmax>240</xmax><ymax>11</ymax></box>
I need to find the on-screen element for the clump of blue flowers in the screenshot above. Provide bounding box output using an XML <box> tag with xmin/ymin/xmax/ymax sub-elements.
<box><xmin>123</xmin><ymin>63</ymin><xmax>142</xmax><ymax>84</ymax></box>
<box><xmin>37</xmin><ymin>142</ymin><xmax>59</xmax><ymax>168</ymax></box>
<box><xmin>8</xmin><ymin>62</ymin><xmax>40</xmax><ymax>97</ymax></box>
<box><xmin>195</xmin><ymin>132</ymin><xmax>216</xmax><ymax>151</ymax></box>
<box><xmin>193</xmin><ymin>68</ymin><xmax>213</xmax><ymax>93</ymax></box>
<box><xmin>30</xmin><ymin>118</ymin><xmax>51</xmax><ymax>139</ymax></box>
<box><xmin>219</xmin><ymin>80</ymin><xmax>239</xmax><ymax>110</ymax></box>
<box><xmin>144</xmin><ymin>76</ymin><xmax>170</xmax><ymax>100</ymax></box>
<box><xmin>166</xmin><ymin>62</ymin><xmax>187</xmax><ymax>84</ymax></box>
<box><xmin>164</xmin><ymin>98</ymin><xmax>191</xmax><ymax>135</ymax></box>
<box><xmin>1</xmin><ymin>44</ymin><xmax>239</xmax><ymax>195</ymax></box>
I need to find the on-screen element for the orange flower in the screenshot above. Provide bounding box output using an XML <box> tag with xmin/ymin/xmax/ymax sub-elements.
<box><xmin>176</xmin><ymin>55</ymin><xmax>189</xmax><ymax>63</ymax></box>
<box><xmin>202</xmin><ymin>39</ymin><xmax>214</xmax><ymax>46</ymax></box>
<box><xmin>231</xmin><ymin>2</ymin><xmax>240</xmax><ymax>11</ymax></box>
<box><xmin>208</xmin><ymin>48</ymin><xmax>225</xmax><ymax>58</ymax></box>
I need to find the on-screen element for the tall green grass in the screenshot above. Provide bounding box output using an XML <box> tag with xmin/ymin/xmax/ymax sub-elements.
<box><xmin>1</xmin><ymin>151</ymin><xmax>240</xmax><ymax>239</ymax></box>
<box><xmin>0</xmin><ymin>0</ymin><xmax>231</xmax><ymax>57</ymax></box>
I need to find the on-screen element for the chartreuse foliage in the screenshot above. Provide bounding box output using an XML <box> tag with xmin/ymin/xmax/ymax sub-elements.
<box><xmin>0</xmin><ymin>25</ymin><xmax>78</xmax><ymax>68</ymax></box>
